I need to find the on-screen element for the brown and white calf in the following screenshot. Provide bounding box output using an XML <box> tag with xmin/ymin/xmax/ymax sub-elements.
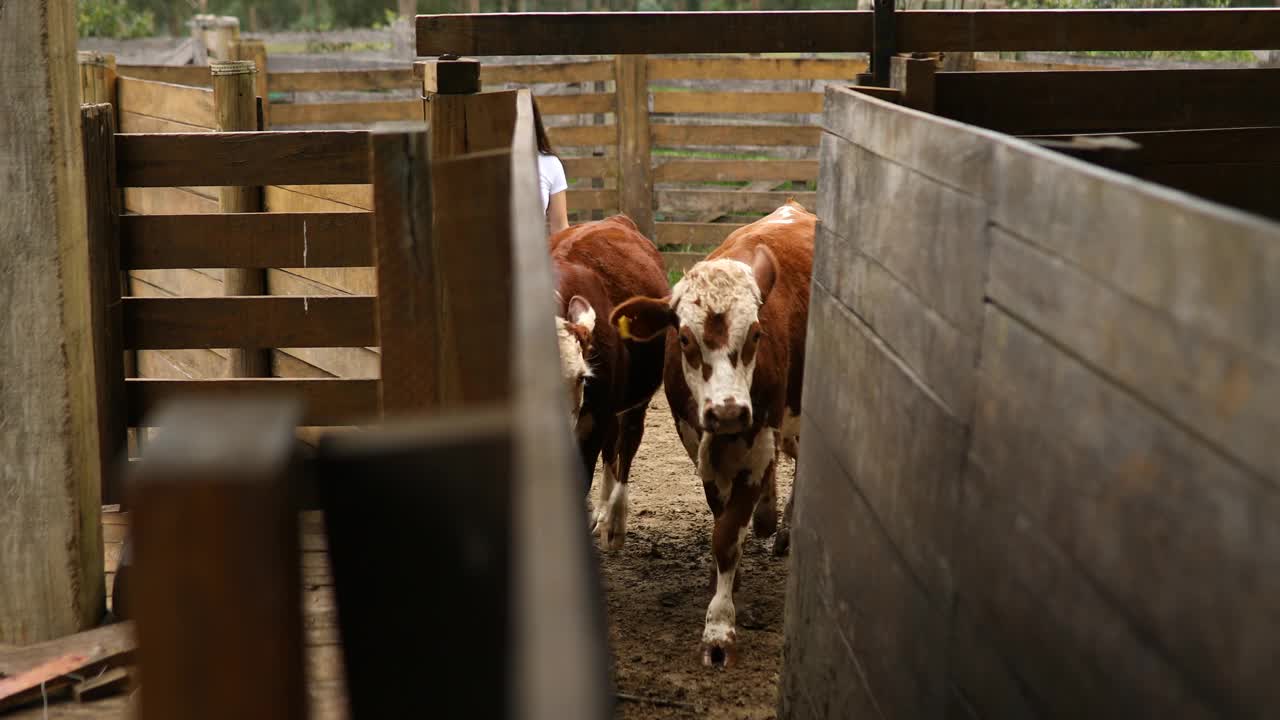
<box><xmin>610</xmin><ymin>201</ymin><xmax>813</xmax><ymax>666</ymax></box>
<box><xmin>551</xmin><ymin>215</ymin><xmax>669</xmax><ymax>550</ymax></box>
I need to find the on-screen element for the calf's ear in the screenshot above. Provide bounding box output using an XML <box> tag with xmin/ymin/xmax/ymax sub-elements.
<box><xmin>567</xmin><ymin>295</ymin><xmax>596</xmax><ymax>333</ymax></box>
<box><xmin>610</xmin><ymin>297</ymin><xmax>675</xmax><ymax>342</ymax></box>
<box><xmin>751</xmin><ymin>245</ymin><xmax>778</xmax><ymax>303</ymax></box>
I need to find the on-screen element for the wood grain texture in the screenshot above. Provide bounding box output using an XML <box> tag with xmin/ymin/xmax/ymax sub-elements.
<box><xmin>118</xmin><ymin>111</ymin><xmax>214</xmax><ymax>133</ymax></box>
<box><xmin>481</xmin><ymin>59</ymin><xmax>614</xmax><ymax>84</ymax></box>
<box><xmin>123</xmin><ymin>186</ymin><xmax>220</xmax><ymax>214</ymax></box>
<box><xmin>129</xmin><ymin>399</ymin><xmax>306</xmax><ymax>720</ymax></box>
<box><xmin>418</xmin><ymin>11</ymin><xmax>874</xmax><ymax>55</ymax></box>
<box><xmin>657</xmin><ymin>189</ymin><xmax>815</xmax><ymax>214</ymax></box>
<box><xmin>126</xmin><ymin>378</ymin><xmax>378</xmax><ymax>426</ymax></box>
<box><xmin>82</xmin><ymin>105</ymin><xmax>130</xmax><ymax>507</ymax></box>
<box><xmin>265</xmin><ymin>184</ymin><xmax>371</xmax><ymax>212</ymax></box>
<box><xmin>652</xmin><ymin>91</ymin><xmax>823</xmax><ymax>115</ymax></box>
<box><xmin>654</xmin><ymin>222</ymin><xmax>743</xmax><ymax>247</ymax></box>
<box><xmin>122</xmin><ymin>212</ymin><xmax>373</xmax><ymax>269</ymax></box>
<box><xmin>548</xmin><ymin>123</ymin><xmax>615</xmax><ymax>147</ymax></box>
<box><xmin>117</xmin><ymin>76</ymin><xmax>215</xmax><ymax>128</ymax></box>
<box><xmin>123</xmin><ymin>296</ymin><xmax>377</xmax><ymax>350</ymax></box>
<box><xmin>272</xmin><ymin>100</ymin><xmax>422</xmax><ymax>126</ymax></box>
<box><xmin>536</xmin><ymin>92</ymin><xmax>615</xmax><ymax>116</ymax></box>
<box><xmin>117</xmin><ymin>64</ymin><xmax>212</xmax><ymax>87</ymax></box>
<box><xmin>270</xmin><ymin>68</ymin><xmax>417</xmax><ymax>93</ymax></box>
<box><xmin>648</xmin><ymin>56</ymin><xmax>866</xmax><ymax>80</ymax></box>
<box><xmin>369</xmin><ymin>127</ymin><xmax>439</xmax><ymax>415</ymax></box>
<box><xmin>987</xmin><ymin>227</ymin><xmax>1280</xmax><ymax>480</ymax></box>
<box><xmin>937</xmin><ymin>68</ymin><xmax>1280</xmax><ymax>134</ymax></box>
<box><xmin>654</xmin><ymin>159</ymin><xmax>817</xmax><ymax>183</ymax></box>
<box><xmin>616</xmin><ymin>55</ymin><xmax>654</xmax><ymax>238</ymax></box>
<box><xmin>0</xmin><ymin>0</ymin><xmax>105</xmax><ymax>642</ymax></box>
<box><xmin>116</xmin><ymin>131</ymin><xmax>371</xmax><ymax>187</ymax></box>
<box><xmin>420</xmin><ymin>10</ymin><xmax>1280</xmax><ymax>55</ymax></box>
<box><xmin>965</xmin><ymin>307</ymin><xmax>1280</xmax><ymax>717</ymax></box>
<box><xmin>567</xmin><ymin>188</ymin><xmax>618</xmax><ymax>210</ymax></box>
<box><xmin>562</xmin><ymin>156</ymin><xmax>617</xmax><ymax>179</ymax></box>
<box><xmin>652</xmin><ymin>123</ymin><xmax>820</xmax><ymax>147</ymax></box>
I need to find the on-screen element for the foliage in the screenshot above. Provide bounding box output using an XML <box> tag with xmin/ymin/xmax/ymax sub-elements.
<box><xmin>78</xmin><ymin>0</ymin><xmax>155</xmax><ymax>38</ymax></box>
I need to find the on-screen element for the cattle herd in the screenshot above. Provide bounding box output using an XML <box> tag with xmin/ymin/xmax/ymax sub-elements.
<box><xmin>551</xmin><ymin>201</ymin><xmax>816</xmax><ymax>668</ymax></box>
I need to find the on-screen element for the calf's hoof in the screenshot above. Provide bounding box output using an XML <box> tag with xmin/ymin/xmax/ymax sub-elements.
<box><xmin>772</xmin><ymin>527</ymin><xmax>791</xmax><ymax>557</ymax></box>
<box><xmin>592</xmin><ymin>508</ymin><xmax>627</xmax><ymax>552</ymax></box>
<box><xmin>752</xmin><ymin>504</ymin><xmax>778</xmax><ymax>538</ymax></box>
<box><xmin>701</xmin><ymin>625</ymin><xmax>738</xmax><ymax>669</ymax></box>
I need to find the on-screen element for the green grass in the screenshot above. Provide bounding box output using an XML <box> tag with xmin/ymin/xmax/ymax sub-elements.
<box><xmin>1080</xmin><ymin>49</ymin><xmax>1258</xmax><ymax>64</ymax></box>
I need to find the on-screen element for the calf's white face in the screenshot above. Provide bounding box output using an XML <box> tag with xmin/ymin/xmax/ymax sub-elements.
<box><xmin>612</xmin><ymin>246</ymin><xmax>777</xmax><ymax>435</ymax></box>
<box><xmin>555</xmin><ymin>295</ymin><xmax>595</xmax><ymax>423</ymax></box>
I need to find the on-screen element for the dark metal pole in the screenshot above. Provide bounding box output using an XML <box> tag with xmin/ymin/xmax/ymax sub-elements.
<box><xmin>872</xmin><ymin>0</ymin><xmax>896</xmax><ymax>86</ymax></box>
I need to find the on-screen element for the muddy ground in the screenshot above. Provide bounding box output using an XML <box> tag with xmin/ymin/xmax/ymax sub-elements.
<box><xmin>589</xmin><ymin>391</ymin><xmax>794</xmax><ymax>720</ymax></box>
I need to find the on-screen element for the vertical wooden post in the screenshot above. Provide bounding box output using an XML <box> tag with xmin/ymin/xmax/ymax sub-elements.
<box><xmin>890</xmin><ymin>55</ymin><xmax>937</xmax><ymax>113</ymax></box>
<box><xmin>0</xmin><ymin>0</ymin><xmax>105</xmax><ymax>642</ymax></box>
<box><xmin>205</xmin><ymin>16</ymin><xmax>240</xmax><ymax>64</ymax></box>
<box><xmin>212</xmin><ymin>60</ymin><xmax>271</xmax><ymax>378</ymax></box>
<box><xmin>392</xmin><ymin>58</ymin><xmax>515</xmax><ymax>411</ymax></box>
<box><xmin>232</xmin><ymin>39</ymin><xmax>270</xmax><ymax>128</ymax></box>
<box><xmin>82</xmin><ymin>104</ymin><xmax>129</xmax><ymax>508</ymax></box>
<box><xmin>871</xmin><ymin>0</ymin><xmax>896</xmax><ymax>87</ymax></box>
<box><xmin>615</xmin><ymin>54</ymin><xmax>653</xmax><ymax>239</ymax></box>
<box><xmin>370</xmin><ymin>124</ymin><xmax>438</xmax><ymax>414</ymax></box>
<box><xmin>130</xmin><ymin>399</ymin><xmax>305</xmax><ymax>720</ymax></box>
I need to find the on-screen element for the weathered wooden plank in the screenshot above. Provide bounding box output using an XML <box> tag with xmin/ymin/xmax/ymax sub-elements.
<box><xmin>652</xmin><ymin>124</ymin><xmax>821</xmax><ymax>147</ymax></box>
<box><xmin>117</xmin><ymin>76</ymin><xmax>215</xmax><ymax>128</ymax></box>
<box><xmin>658</xmin><ymin>189</ymin><xmax>815</xmax><ymax>214</ymax></box>
<box><xmin>653</xmin><ymin>91</ymin><xmax>823</xmax><ymax>115</ymax></box>
<box><xmin>117</xmin><ymin>131</ymin><xmax>370</xmax><ymax>188</ymax></box>
<box><xmin>661</xmin><ymin>251</ymin><xmax>704</xmax><ymax>274</ymax></box>
<box><xmin>937</xmin><ymin>69</ymin><xmax>1280</xmax><ymax>134</ymax></box>
<box><xmin>988</xmin><ymin>228</ymin><xmax>1279</xmax><ymax>479</ymax></box>
<box><xmin>419</xmin><ymin>11</ymin><xmax>874</xmax><ymax>55</ymax></box>
<box><xmin>567</xmin><ymin>188</ymin><xmax>618</xmax><ymax>210</ymax></box>
<box><xmin>654</xmin><ymin>159</ymin><xmax>817</xmax><ymax>183</ymax></box>
<box><xmin>269</xmin><ymin>68</ymin><xmax>417</xmax><ymax>93</ymax></box>
<box><xmin>901</xmin><ymin>9</ymin><xmax>1280</xmax><ymax>52</ymax></box>
<box><xmin>991</xmin><ymin>139</ymin><xmax>1280</xmax><ymax>363</ymax></box>
<box><xmin>118</xmin><ymin>111</ymin><xmax>213</xmax><ymax>134</ymax></box>
<box><xmin>130</xmin><ymin>267</ymin><xmax>223</xmax><ymax>297</ymax></box>
<box><xmin>123</xmin><ymin>186</ymin><xmax>220</xmax><ymax>214</ymax></box>
<box><xmin>815</xmin><ymin>223</ymin><xmax>978</xmax><ymax>418</ymax></box>
<box><xmin>117</xmin><ymin>64</ymin><xmax>212</xmax><ymax>86</ymax></box>
<box><xmin>537</xmin><ymin>92</ymin><xmax>615</xmax><ymax>116</ymax></box>
<box><xmin>782</xmin><ymin>408</ymin><xmax>953</xmax><ymax>720</ymax></box>
<box><xmin>82</xmin><ymin>105</ymin><xmax>129</xmax><ymax>507</ymax></box>
<box><xmin>123</xmin><ymin>296</ymin><xmax>377</xmax><ymax>350</ymax></box>
<box><xmin>121</xmin><ymin>212</ymin><xmax>374</xmax><ymax>269</ymax></box>
<box><xmin>264</xmin><ymin>184</ymin><xmax>370</xmax><ymax>213</ymax></box>
<box><xmin>481</xmin><ymin>59</ymin><xmax>614</xmax><ymax>84</ymax></box>
<box><xmin>655</xmin><ymin>222</ymin><xmax>742</xmax><ymax>248</ymax></box>
<box><xmin>369</xmin><ymin>126</ymin><xmax>437</xmax><ymax>415</ymax></box>
<box><xmin>129</xmin><ymin>399</ymin><xmax>306</xmax><ymax>720</ymax></box>
<box><xmin>1141</xmin><ymin>163</ymin><xmax>1279</xmax><ymax>220</ymax></box>
<box><xmin>427</xmin><ymin>90</ymin><xmax>520</xmax><ymax>159</ymax></box>
<box><xmin>0</xmin><ymin>0</ymin><xmax>105</xmax><ymax>642</ymax></box>
<box><xmin>616</xmin><ymin>55</ymin><xmax>654</xmax><ymax>238</ymax></box>
<box><xmin>966</xmin><ymin>306</ymin><xmax>1280</xmax><ymax>716</ymax></box>
<box><xmin>803</xmin><ymin>288</ymin><xmax>964</xmax><ymax>601</ymax></box>
<box><xmin>824</xmin><ymin>84</ymin><xmax>997</xmax><ymax>198</ymax></box>
<box><xmin>422</xmin><ymin>10</ymin><xmax>1280</xmax><ymax>56</ymax></box>
<box><xmin>818</xmin><ymin>132</ymin><xmax>988</xmax><ymax>332</ymax></box>
<box><xmin>562</xmin><ymin>156</ymin><xmax>616</xmax><ymax>179</ymax></box>
<box><xmin>649</xmin><ymin>56</ymin><xmax>866</xmax><ymax>81</ymax></box>
<box><xmin>547</xmin><ymin>124</ymin><xmax>615</xmax><ymax>147</ymax></box>
<box><xmin>126</xmin><ymin>379</ymin><xmax>378</xmax><ymax>427</ymax></box>
<box><xmin>268</xmin><ymin>265</ymin><xmax>377</xmax><ymax>299</ymax></box>
<box><xmin>271</xmin><ymin>100</ymin><xmax>422</xmax><ymax>126</ymax></box>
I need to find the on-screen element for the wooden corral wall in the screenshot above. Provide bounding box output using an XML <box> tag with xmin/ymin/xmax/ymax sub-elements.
<box><xmin>782</xmin><ymin>82</ymin><xmax>1280</xmax><ymax>719</ymax></box>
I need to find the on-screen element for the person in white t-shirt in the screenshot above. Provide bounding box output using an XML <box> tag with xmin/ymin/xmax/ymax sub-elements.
<box><xmin>532</xmin><ymin>97</ymin><xmax>569</xmax><ymax>236</ymax></box>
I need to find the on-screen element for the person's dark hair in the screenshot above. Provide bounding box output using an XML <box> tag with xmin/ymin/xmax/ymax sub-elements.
<box><xmin>531</xmin><ymin>95</ymin><xmax>555</xmax><ymax>157</ymax></box>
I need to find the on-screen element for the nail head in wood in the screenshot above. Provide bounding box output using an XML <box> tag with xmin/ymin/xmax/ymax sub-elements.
<box><xmin>419</xmin><ymin>58</ymin><xmax>480</xmax><ymax>95</ymax></box>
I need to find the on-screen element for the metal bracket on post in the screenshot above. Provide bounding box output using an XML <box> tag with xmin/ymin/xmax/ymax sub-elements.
<box><xmin>871</xmin><ymin>0</ymin><xmax>897</xmax><ymax>87</ymax></box>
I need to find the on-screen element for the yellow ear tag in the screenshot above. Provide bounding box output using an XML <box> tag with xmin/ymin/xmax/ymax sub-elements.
<box><xmin>617</xmin><ymin>315</ymin><xmax>632</xmax><ymax>340</ymax></box>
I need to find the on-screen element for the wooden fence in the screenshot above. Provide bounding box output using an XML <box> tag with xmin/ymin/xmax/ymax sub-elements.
<box><xmin>782</xmin><ymin>65</ymin><xmax>1280</xmax><ymax>719</ymax></box>
<box><xmin>80</xmin><ymin>78</ymin><xmax>608</xmax><ymax>717</ymax></box>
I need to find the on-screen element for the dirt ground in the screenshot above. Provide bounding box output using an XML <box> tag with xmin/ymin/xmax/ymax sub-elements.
<box><xmin>590</xmin><ymin>390</ymin><xmax>795</xmax><ymax>720</ymax></box>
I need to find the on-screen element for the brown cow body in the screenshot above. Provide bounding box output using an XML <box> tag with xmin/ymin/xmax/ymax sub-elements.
<box><xmin>551</xmin><ymin>215</ymin><xmax>669</xmax><ymax>550</ymax></box>
<box><xmin>611</xmin><ymin>201</ymin><xmax>814</xmax><ymax>666</ymax></box>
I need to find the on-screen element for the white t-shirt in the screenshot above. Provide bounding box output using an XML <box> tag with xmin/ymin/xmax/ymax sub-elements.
<box><xmin>538</xmin><ymin>152</ymin><xmax>567</xmax><ymax>213</ymax></box>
